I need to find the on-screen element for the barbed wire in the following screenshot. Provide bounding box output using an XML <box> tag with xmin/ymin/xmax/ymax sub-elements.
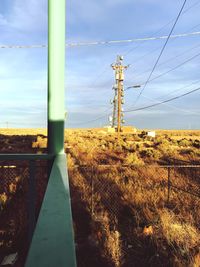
<box><xmin>1</xmin><ymin>31</ymin><xmax>200</xmax><ymax>49</ymax></box>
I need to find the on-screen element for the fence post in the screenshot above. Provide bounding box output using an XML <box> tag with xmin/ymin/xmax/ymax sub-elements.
<box><xmin>91</xmin><ymin>166</ymin><xmax>94</xmax><ymax>218</ymax></box>
<box><xmin>167</xmin><ymin>167</ymin><xmax>171</xmax><ymax>203</ymax></box>
<box><xmin>28</xmin><ymin>160</ymin><xmax>36</xmax><ymax>245</ymax></box>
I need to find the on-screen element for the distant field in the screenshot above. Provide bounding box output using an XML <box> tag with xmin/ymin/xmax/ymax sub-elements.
<box><xmin>0</xmin><ymin>127</ymin><xmax>200</xmax><ymax>137</ymax></box>
<box><xmin>0</xmin><ymin>128</ymin><xmax>47</xmax><ymax>136</ymax></box>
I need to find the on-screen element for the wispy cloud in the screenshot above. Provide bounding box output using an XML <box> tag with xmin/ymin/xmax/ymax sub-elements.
<box><xmin>8</xmin><ymin>0</ymin><xmax>47</xmax><ymax>32</ymax></box>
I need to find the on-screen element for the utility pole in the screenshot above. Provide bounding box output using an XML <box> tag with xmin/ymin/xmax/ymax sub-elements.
<box><xmin>111</xmin><ymin>55</ymin><xmax>129</xmax><ymax>135</ymax></box>
<box><xmin>111</xmin><ymin>85</ymin><xmax>117</xmax><ymax>128</ymax></box>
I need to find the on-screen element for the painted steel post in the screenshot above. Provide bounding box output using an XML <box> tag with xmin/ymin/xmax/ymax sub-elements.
<box><xmin>48</xmin><ymin>0</ymin><xmax>66</xmax><ymax>155</ymax></box>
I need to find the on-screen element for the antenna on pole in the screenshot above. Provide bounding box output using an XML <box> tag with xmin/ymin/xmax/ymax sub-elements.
<box><xmin>111</xmin><ymin>55</ymin><xmax>129</xmax><ymax>137</ymax></box>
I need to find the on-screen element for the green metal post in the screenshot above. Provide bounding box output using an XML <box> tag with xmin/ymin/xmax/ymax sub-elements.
<box><xmin>48</xmin><ymin>0</ymin><xmax>66</xmax><ymax>155</ymax></box>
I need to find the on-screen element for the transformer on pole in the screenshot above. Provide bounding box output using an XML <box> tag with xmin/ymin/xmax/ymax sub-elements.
<box><xmin>111</xmin><ymin>55</ymin><xmax>129</xmax><ymax>135</ymax></box>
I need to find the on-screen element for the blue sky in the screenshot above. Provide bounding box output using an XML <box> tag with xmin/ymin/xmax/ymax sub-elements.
<box><xmin>0</xmin><ymin>0</ymin><xmax>200</xmax><ymax>129</ymax></box>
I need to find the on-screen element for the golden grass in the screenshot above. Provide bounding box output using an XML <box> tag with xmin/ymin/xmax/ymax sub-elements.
<box><xmin>159</xmin><ymin>209</ymin><xmax>200</xmax><ymax>253</ymax></box>
<box><xmin>0</xmin><ymin>128</ymin><xmax>200</xmax><ymax>266</ymax></box>
<box><xmin>66</xmin><ymin>129</ymin><xmax>200</xmax><ymax>266</ymax></box>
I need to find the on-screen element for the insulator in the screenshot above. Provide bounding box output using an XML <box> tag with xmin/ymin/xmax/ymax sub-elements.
<box><xmin>121</xmin><ymin>99</ymin><xmax>125</xmax><ymax>104</ymax></box>
<box><xmin>121</xmin><ymin>113</ymin><xmax>124</xmax><ymax>117</ymax></box>
<box><xmin>110</xmin><ymin>100</ymin><xmax>113</xmax><ymax>104</ymax></box>
<box><xmin>121</xmin><ymin>108</ymin><xmax>124</xmax><ymax>112</ymax></box>
<box><xmin>121</xmin><ymin>92</ymin><xmax>124</xmax><ymax>97</ymax></box>
<box><xmin>122</xmin><ymin>119</ymin><xmax>125</xmax><ymax>124</ymax></box>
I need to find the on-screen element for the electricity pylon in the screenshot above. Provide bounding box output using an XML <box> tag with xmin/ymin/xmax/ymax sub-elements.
<box><xmin>111</xmin><ymin>55</ymin><xmax>129</xmax><ymax>135</ymax></box>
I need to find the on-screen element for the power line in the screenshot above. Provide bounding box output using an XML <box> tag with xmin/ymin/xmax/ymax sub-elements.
<box><xmin>125</xmin><ymin>51</ymin><xmax>200</xmax><ymax>92</ymax></box>
<box><xmin>124</xmin><ymin>87</ymin><xmax>200</xmax><ymax>113</ymax></box>
<box><xmin>70</xmin><ymin>24</ymin><xmax>200</xmax><ymax>98</ymax></box>
<box><xmin>140</xmin><ymin>94</ymin><xmax>200</xmax><ymax>116</ymax></box>
<box><xmin>0</xmin><ymin>44</ymin><xmax>47</xmax><ymax>49</ymax></box>
<box><xmin>77</xmin><ymin>21</ymin><xmax>200</xmax><ymax>98</ymax></box>
<box><xmin>122</xmin><ymin>22</ymin><xmax>200</xmax><ymax>76</ymax></box>
<box><xmin>124</xmin><ymin>79</ymin><xmax>200</xmax><ymax>113</ymax></box>
<box><xmin>67</xmin><ymin>31</ymin><xmax>199</xmax><ymax>47</ymax></box>
<box><xmin>1</xmin><ymin>31</ymin><xmax>200</xmax><ymax>49</ymax></box>
<box><xmin>123</xmin><ymin>0</ymin><xmax>200</xmax><ymax>57</ymax></box>
<box><xmin>156</xmin><ymin>79</ymin><xmax>200</xmax><ymax>99</ymax></box>
<box><xmin>69</xmin><ymin>107</ymin><xmax>112</xmax><ymax>126</ymax></box>
<box><xmin>69</xmin><ymin>86</ymin><xmax>200</xmax><ymax>125</ymax></box>
<box><xmin>127</xmin><ymin>42</ymin><xmax>200</xmax><ymax>85</ymax></box>
<box><xmin>68</xmin><ymin>24</ymin><xmax>200</xmax><ymax>98</ymax></box>
<box><xmin>70</xmin><ymin>55</ymin><xmax>200</xmax><ymax>125</ymax></box>
<box><xmin>141</xmin><ymin>52</ymin><xmax>200</xmax><ymax>85</ymax></box>
<box><xmin>131</xmin><ymin>0</ymin><xmax>188</xmax><ymax>107</ymax></box>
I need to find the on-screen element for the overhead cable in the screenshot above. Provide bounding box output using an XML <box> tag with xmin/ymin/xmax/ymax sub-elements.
<box><xmin>124</xmin><ymin>87</ymin><xmax>200</xmax><ymax>113</ymax></box>
<box><xmin>127</xmin><ymin>42</ymin><xmax>200</xmax><ymax>85</ymax></box>
<box><xmin>123</xmin><ymin>0</ymin><xmax>200</xmax><ymax>56</ymax></box>
<box><xmin>0</xmin><ymin>31</ymin><xmax>200</xmax><ymax>49</ymax></box>
<box><xmin>139</xmin><ymin>93</ymin><xmax>200</xmax><ymax>115</ymax></box>
<box><xmin>131</xmin><ymin>0</ymin><xmax>188</xmax><ymax>107</ymax></box>
<box><xmin>126</xmin><ymin>51</ymin><xmax>200</xmax><ymax>90</ymax></box>
<box><xmin>69</xmin><ymin>107</ymin><xmax>112</xmax><ymax>125</ymax></box>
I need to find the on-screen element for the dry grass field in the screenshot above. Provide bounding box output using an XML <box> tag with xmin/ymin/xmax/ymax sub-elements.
<box><xmin>65</xmin><ymin>129</ymin><xmax>200</xmax><ymax>267</ymax></box>
<box><xmin>0</xmin><ymin>128</ymin><xmax>199</xmax><ymax>267</ymax></box>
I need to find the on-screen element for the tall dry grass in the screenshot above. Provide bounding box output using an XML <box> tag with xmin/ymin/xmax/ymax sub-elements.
<box><xmin>66</xmin><ymin>130</ymin><xmax>200</xmax><ymax>267</ymax></box>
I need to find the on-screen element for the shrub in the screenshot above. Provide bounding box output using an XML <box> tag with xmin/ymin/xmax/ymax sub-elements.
<box><xmin>159</xmin><ymin>209</ymin><xmax>199</xmax><ymax>254</ymax></box>
<box><xmin>133</xmin><ymin>135</ymin><xmax>143</xmax><ymax>141</ymax></box>
<box><xmin>180</xmin><ymin>148</ymin><xmax>195</xmax><ymax>156</ymax></box>
<box><xmin>193</xmin><ymin>139</ymin><xmax>200</xmax><ymax>149</ymax></box>
<box><xmin>155</xmin><ymin>136</ymin><xmax>170</xmax><ymax>146</ymax></box>
<box><xmin>124</xmin><ymin>153</ymin><xmax>144</xmax><ymax>165</ymax></box>
<box><xmin>140</xmin><ymin>148</ymin><xmax>161</xmax><ymax>160</ymax></box>
<box><xmin>122</xmin><ymin>142</ymin><xmax>137</xmax><ymax>152</ymax></box>
<box><xmin>178</xmin><ymin>138</ymin><xmax>191</xmax><ymax>147</ymax></box>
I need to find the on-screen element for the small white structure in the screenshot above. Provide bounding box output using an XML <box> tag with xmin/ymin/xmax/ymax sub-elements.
<box><xmin>147</xmin><ymin>131</ymin><xmax>156</xmax><ymax>138</ymax></box>
<box><xmin>103</xmin><ymin>126</ymin><xmax>116</xmax><ymax>133</ymax></box>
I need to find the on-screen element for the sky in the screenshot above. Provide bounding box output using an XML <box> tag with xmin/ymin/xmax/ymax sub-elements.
<box><xmin>0</xmin><ymin>0</ymin><xmax>200</xmax><ymax>129</ymax></box>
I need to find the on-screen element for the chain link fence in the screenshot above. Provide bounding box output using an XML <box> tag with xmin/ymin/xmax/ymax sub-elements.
<box><xmin>0</xmin><ymin>160</ymin><xmax>49</xmax><ymax>266</ymax></box>
<box><xmin>76</xmin><ymin>164</ymin><xmax>200</xmax><ymax>220</ymax></box>
<box><xmin>69</xmin><ymin>164</ymin><xmax>200</xmax><ymax>267</ymax></box>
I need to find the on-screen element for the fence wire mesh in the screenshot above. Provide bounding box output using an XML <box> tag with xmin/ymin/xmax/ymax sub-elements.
<box><xmin>0</xmin><ymin>160</ymin><xmax>49</xmax><ymax>267</ymax></box>
<box><xmin>69</xmin><ymin>164</ymin><xmax>200</xmax><ymax>267</ymax></box>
